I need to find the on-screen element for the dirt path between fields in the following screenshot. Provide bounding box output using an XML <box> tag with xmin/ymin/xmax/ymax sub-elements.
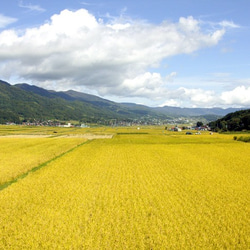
<box><xmin>0</xmin><ymin>134</ymin><xmax>114</xmax><ymax>139</ymax></box>
<box><xmin>0</xmin><ymin>135</ymin><xmax>50</xmax><ymax>138</ymax></box>
<box><xmin>64</xmin><ymin>134</ymin><xmax>114</xmax><ymax>139</ymax></box>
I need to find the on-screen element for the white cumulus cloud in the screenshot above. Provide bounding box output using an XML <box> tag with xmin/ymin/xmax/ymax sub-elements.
<box><xmin>158</xmin><ymin>85</ymin><xmax>250</xmax><ymax>108</ymax></box>
<box><xmin>220</xmin><ymin>86</ymin><xmax>250</xmax><ymax>106</ymax></box>
<box><xmin>0</xmin><ymin>8</ymin><xmax>241</xmax><ymax>107</ymax></box>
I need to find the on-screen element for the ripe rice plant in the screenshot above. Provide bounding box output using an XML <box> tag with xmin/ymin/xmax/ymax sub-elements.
<box><xmin>0</xmin><ymin>128</ymin><xmax>249</xmax><ymax>249</ymax></box>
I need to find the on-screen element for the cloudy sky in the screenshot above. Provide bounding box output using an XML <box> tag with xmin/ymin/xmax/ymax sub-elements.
<box><xmin>0</xmin><ymin>0</ymin><xmax>250</xmax><ymax>108</ymax></box>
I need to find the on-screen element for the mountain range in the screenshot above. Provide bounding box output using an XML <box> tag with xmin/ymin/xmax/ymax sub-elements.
<box><xmin>0</xmin><ymin>79</ymin><xmax>244</xmax><ymax>124</ymax></box>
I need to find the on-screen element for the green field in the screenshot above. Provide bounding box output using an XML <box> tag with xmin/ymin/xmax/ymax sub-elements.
<box><xmin>0</xmin><ymin>126</ymin><xmax>249</xmax><ymax>249</ymax></box>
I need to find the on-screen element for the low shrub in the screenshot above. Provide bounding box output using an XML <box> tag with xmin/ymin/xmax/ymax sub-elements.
<box><xmin>236</xmin><ymin>136</ymin><xmax>250</xmax><ymax>143</ymax></box>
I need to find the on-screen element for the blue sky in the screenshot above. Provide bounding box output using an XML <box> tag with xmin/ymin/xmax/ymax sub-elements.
<box><xmin>0</xmin><ymin>0</ymin><xmax>250</xmax><ymax>108</ymax></box>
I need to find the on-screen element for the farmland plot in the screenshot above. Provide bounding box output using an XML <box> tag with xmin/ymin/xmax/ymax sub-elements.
<box><xmin>0</xmin><ymin>130</ymin><xmax>249</xmax><ymax>249</ymax></box>
<box><xmin>0</xmin><ymin>137</ymin><xmax>86</xmax><ymax>185</ymax></box>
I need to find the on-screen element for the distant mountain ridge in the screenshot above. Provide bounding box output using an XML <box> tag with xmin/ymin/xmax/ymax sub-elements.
<box><xmin>0</xmin><ymin>79</ymin><xmax>245</xmax><ymax>124</ymax></box>
<box><xmin>153</xmin><ymin>106</ymin><xmax>239</xmax><ymax>117</ymax></box>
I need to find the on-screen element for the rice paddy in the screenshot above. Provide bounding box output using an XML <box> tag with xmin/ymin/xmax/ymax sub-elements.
<box><xmin>0</xmin><ymin>125</ymin><xmax>249</xmax><ymax>249</ymax></box>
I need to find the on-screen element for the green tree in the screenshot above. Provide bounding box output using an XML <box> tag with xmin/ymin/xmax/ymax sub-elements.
<box><xmin>241</xmin><ymin>115</ymin><xmax>250</xmax><ymax>130</ymax></box>
<box><xmin>196</xmin><ymin>121</ymin><xmax>203</xmax><ymax>127</ymax></box>
<box><xmin>228</xmin><ymin>118</ymin><xmax>241</xmax><ymax>131</ymax></box>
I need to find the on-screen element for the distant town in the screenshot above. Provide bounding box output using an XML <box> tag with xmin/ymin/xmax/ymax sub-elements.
<box><xmin>5</xmin><ymin>116</ymin><xmax>211</xmax><ymax>131</ymax></box>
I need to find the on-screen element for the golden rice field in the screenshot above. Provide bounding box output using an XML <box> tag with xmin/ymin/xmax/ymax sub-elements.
<box><xmin>0</xmin><ymin>137</ymin><xmax>87</xmax><ymax>185</ymax></box>
<box><xmin>0</xmin><ymin>126</ymin><xmax>249</xmax><ymax>249</ymax></box>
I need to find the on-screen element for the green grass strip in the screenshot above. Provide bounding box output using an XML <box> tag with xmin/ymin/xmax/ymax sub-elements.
<box><xmin>0</xmin><ymin>140</ymin><xmax>91</xmax><ymax>191</ymax></box>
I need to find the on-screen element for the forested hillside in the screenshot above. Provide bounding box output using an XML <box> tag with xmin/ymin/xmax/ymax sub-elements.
<box><xmin>209</xmin><ymin>109</ymin><xmax>250</xmax><ymax>131</ymax></box>
<box><xmin>0</xmin><ymin>79</ymin><xmax>246</xmax><ymax>125</ymax></box>
<box><xmin>0</xmin><ymin>80</ymin><xmax>166</xmax><ymax>124</ymax></box>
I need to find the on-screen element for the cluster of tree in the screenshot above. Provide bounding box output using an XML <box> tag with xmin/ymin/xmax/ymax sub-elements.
<box><xmin>209</xmin><ymin>109</ymin><xmax>250</xmax><ymax>131</ymax></box>
<box><xmin>0</xmin><ymin>110</ymin><xmax>20</xmax><ymax>124</ymax></box>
